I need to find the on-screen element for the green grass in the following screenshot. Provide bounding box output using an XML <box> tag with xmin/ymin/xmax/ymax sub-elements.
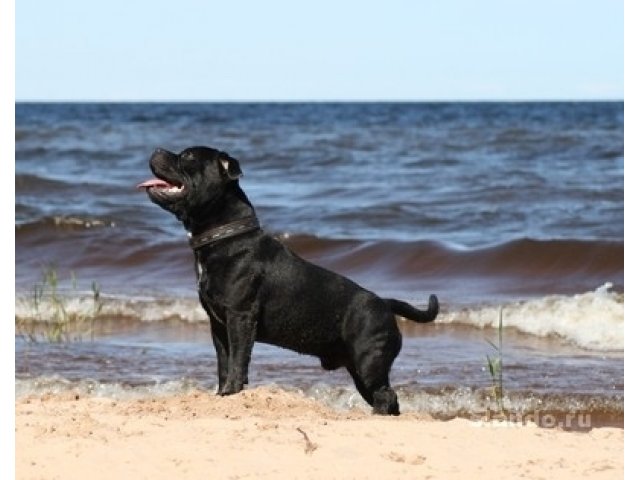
<box><xmin>485</xmin><ymin>307</ymin><xmax>505</xmax><ymax>414</ymax></box>
<box><xmin>17</xmin><ymin>265</ymin><xmax>103</xmax><ymax>343</ymax></box>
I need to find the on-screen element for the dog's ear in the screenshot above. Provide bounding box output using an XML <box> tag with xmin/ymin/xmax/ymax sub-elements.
<box><xmin>218</xmin><ymin>152</ymin><xmax>243</xmax><ymax>180</ymax></box>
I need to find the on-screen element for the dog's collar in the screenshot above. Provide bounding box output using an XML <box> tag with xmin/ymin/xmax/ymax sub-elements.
<box><xmin>188</xmin><ymin>216</ymin><xmax>261</xmax><ymax>250</ymax></box>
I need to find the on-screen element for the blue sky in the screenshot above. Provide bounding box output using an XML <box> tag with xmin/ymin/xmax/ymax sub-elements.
<box><xmin>16</xmin><ymin>0</ymin><xmax>623</xmax><ymax>101</ymax></box>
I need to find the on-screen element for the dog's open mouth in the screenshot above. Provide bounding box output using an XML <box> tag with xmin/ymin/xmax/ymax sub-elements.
<box><xmin>137</xmin><ymin>178</ymin><xmax>185</xmax><ymax>194</ymax></box>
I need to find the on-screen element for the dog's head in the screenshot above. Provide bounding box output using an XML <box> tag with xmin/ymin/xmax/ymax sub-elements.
<box><xmin>138</xmin><ymin>146</ymin><xmax>243</xmax><ymax>222</ymax></box>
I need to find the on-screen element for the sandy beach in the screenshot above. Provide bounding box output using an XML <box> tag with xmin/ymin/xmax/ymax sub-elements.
<box><xmin>15</xmin><ymin>386</ymin><xmax>622</xmax><ymax>480</ymax></box>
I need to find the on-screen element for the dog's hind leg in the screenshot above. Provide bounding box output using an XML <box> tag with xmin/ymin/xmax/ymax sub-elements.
<box><xmin>346</xmin><ymin>364</ymin><xmax>374</xmax><ymax>406</ymax></box>
<box><xmin>348</xmin><ymin>359</ymin><xmax>400</xmax><ymax>415</ymax></box>
<box><xmin>343</xmin><ymin>298</ymin><xmax>403</xmax><ymax>415</ymax></box>
<box><xmin>347</xmin><ymin>334</ymin><xmax>402</xmax><ymax>415</ymax></box>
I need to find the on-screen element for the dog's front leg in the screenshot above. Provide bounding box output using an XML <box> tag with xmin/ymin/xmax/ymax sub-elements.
<box><xmin>220</xmin><ymin>310</ymin><xmax>257</xmax><ymax>396</ymax></box>
<box><xmin>209</xmin><ymin>319</ymin><xmax>230</xmax><ymax>394</ymax></box>
<box><xmin>200</xmin><ymin>294</ymin><xmax>231</xmax><ymax>394</ymax></box>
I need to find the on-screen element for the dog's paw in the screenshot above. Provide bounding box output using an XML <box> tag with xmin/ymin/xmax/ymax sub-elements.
<box><xmin>219</xmin><ymin>380</ymin><xmax>244</xmax><ymax>396</ymax></box>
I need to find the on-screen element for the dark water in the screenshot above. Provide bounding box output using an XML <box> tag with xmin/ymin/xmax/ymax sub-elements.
<box><xmin>15</xmin><ymin>102</ymin><xmax>624</xmax><ymax>423</ymax></box>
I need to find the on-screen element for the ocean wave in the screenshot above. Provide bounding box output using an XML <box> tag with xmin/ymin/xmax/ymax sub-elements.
<box><xmin>306</xmin><ymin>383</ymin><xmax>623</xmax><ymax>421</ymax></box>
<box><xmin>15</xmin><ymin>284</ymin><xmax>623</xmax><ymax>351</ymax></box>
<box><xmin>14</xmin><ymin>377</ymin><xmax>622</xmax><ymax>426</ymax></box>
<box><xmin>16</xmin><ymin>215</ymin><xmax>117</xmax><ymax>231</ymax></box>
<box><xmin>15</xmin><ymin>293</ymin><xmax>207</xmax><ymax>324</ymax></box>
<box><xmin>15</xmin><ymin>173</ymin><xmax>74</xmax><ymax>192</ymax></box>
<box><xmin>436</xmin><ymin>283</ymin><xmax>623</xmax><ymax>351</ymax></box>
<box><xmin>17</xmin><ymin>222</ymin><xmax>623</xmax><ymax>281</ymax></box>
<box><xmin>14</xmin><ymin>376</ymin><xmax>205</xmax><ymax>400</ymax></box>
<box><xmin>16</xmin><ymin>214</ymin><xmax>623</xmax><ymax>292</ymax></box>
<box><xmin>279</xmin><ymin>235</ymin><xmax>623</xmax><ymax>280</ymax></box>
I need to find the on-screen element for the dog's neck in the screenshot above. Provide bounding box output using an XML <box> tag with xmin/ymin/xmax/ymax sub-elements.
<box><xmin>183</xmin><ymin>183</ymin><xmax>257</xmax><ymax>238</ymax></box>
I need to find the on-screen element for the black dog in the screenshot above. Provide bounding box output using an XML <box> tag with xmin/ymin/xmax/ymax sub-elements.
<box><xmin>138</xmin><ymin>146</ymin><xmax>439</xmax><ymax>415</ymax></box>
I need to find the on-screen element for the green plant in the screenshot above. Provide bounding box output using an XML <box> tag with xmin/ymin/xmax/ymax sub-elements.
<box><xmin>18</xmin><ymin>265</ymin><xmax>103</xmax><ymax>343</ymax></box>
<box><xmin>89</xmin><ymin>280</ymin><xmax>102</xmax><ymax>341</ymax></box>
<box><xmin>485</xmin><ymin>307</ymin><xmax>505</xmax><ymax>413</ymax></box>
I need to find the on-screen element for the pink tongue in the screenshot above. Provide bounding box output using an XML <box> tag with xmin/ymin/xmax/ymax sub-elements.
<box><xmin>136</xmin><ymin>178</ymin><xmax>172</xmax><ymax>189</ymax></box>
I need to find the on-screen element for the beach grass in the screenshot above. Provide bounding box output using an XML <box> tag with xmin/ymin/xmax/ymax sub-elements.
<box><xmin>485</xmin><ymin>308</ymin><xmax>505</xmax><ymax>413</ymax></box>
<box><xmin>17</xmin><ymin>264</ymin><xmax>103</xmax><ymax>343</ymax></box>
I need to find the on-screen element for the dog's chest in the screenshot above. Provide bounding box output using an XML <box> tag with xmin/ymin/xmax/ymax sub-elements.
<box><xmin>196</xmin><ymin>260</ymin><xmax>204</xmax><ymax>284</ymax></box>
<box><xmin>196</xmin><ymin>260</ymin><xmax>214</xmax><ymax>298</ymax></box>
<box><xmin>195</xmin><ymin>260</ymin><xmax>227</xmax><ymax>324</ymax></box>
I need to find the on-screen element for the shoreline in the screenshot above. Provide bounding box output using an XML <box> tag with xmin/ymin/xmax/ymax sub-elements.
<box><xmin>16</xmin><ymin>387</ymin><xmax>623</xmax><ymax>480</ymax></box>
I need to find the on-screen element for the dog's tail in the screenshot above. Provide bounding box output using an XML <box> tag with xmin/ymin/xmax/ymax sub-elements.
<box><xmin>385</xmin><ymin>294</ymin><xmax>439</xmax><ymax>323</ymax></box>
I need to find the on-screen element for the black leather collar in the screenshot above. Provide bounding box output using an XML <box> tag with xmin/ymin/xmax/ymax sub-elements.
<box><xmin>189</xmin><ymin>216</ymin><xmax>261</xmax><ymax>250</ymax></box>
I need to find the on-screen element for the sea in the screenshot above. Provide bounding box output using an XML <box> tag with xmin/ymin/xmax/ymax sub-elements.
<box><xmin>15</xmin><ymin>102</ymin><xmax>624</xmax><ymax>427</ymax></box>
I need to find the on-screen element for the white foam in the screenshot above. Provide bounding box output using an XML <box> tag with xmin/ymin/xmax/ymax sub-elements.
<box><xmin>15</xmin><ymin>292</ymin><xmax>208</xmax><ymax>324</ymax></box>
<box><xmin>16</xmin><ymin>378</ymin><xmax>621</xmax><ymax>421</ymax></box>
<box><xmin>15</xmin><ymin>284</ymin><xmax>624</xmax><ymax>350</ymax></box>
<box><xmin>15</xmin><ymin>376</ymin><xmax>204</xmax><ymax>400</ymax></box>
<box><xmin>438</xmin><ymin>283</ymin><xmax>623</xmax><ymax>351</ymax></box>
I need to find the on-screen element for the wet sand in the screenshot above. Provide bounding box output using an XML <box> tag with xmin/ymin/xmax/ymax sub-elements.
<box><xmin>15</xmin><ymin>387</ymin><xmax>622</xmax><ymax>480</ymax></box>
